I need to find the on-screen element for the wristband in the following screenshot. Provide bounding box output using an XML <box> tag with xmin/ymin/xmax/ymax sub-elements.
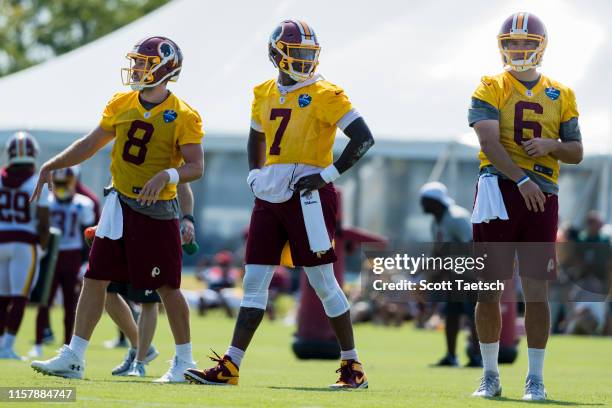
<box><xmin>164</xmin><ymin>168</ymin><xmax>180</xmax><ymax>184</ymax></box>
<box><xmin>319</xmin><ymin>164</ymin><xmax>341</xmax><ymax>183</ymax></box>
<box><xmin>516</xmin><ymin>175</ymin><xmax>530</xmax><ymax>187</ymax></box>
<box><xmin>181</xmin><ymin>214</ymin><xmax>195</xmax><ymax>224</ymax></box>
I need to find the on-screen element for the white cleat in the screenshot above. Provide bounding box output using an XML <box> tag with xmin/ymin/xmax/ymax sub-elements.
<box><xmin>471</xmin><ymin>371</ymin><xmax>502</xmax><ymax>398</ymax></box>
<box><xmin>127</xmin><ymin>361</ymin><xmax>146</xmax><ymax>377</ymax></box>
<box><xmin>0</xmin><ymin>348</ymin><xmax>25</xmax><ymax>360</ymax></box>
<box><xmin>112</xmin><ymin>348</ymin><xmax>136</xmax><ymax>376</ymax></box>
<box><xmin>112</xmin><ymin>345</ymin><xmax>159</xmax><ymax>376</ymax></box>
<box><xmin>522</xmin><ymin>375</ymin><xmax>547</xmax><ymax>401</ymax></box>
<box><xmin>153</xmin><ymin>356</ymin><xmax>196</xmax><ymax>383</ymax></box>
<box><xmin>31</xmin><ymin>345</ymin><xmax>84</xmax><ymax>379</ymax></box>
<box><xmin>28</xmin><ymin>346</ymin><xmax>43</xmax><ymax>359</ymax></box>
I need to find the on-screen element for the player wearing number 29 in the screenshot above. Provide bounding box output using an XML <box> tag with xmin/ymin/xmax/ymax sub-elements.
<box><xmin>30</xmin><ymin>36</ymin><xmax>204</xmax><ymax>382</ymax></box>
<box><xmin>30</xmin><ymin>167</ymin><xmax>95</xmax><ymax>358</ymax></box>
<box><xmin>469</xmin><ymin>13</ymin><xmax>583</xmax><ymax>400</ymax></box>
<box><xmin>185</xmin><ymin>20</ymin><xmax>374</xmax><ymax>389</ymax></box>
<box><xmin>0</xmin><ymin>132</ymin><xmax>50</xmax><ymax>360</ymax></box>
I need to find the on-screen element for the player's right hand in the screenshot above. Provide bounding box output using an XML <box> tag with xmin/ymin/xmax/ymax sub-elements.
<box><xmin>84</xmin><ymin>226</ymin><xmax>97</xmax><ymax>248</ymax></box>
<box><xmin>30</xmin><ymin>163</ymin><xmax>52</xmax><ymax>202</ymax></box>
<box><xmin>518</xmin><ymin>179</ymin><xmax>546</xmax><ymax>212</ymax></box>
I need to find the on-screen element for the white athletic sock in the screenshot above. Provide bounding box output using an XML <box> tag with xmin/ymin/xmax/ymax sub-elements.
<box><xmin>479</xmin><ymin>341</ymin><xmax>499</xmax><ymax>375</ymax></box>
<box><xmin>226</xmin><ymin>346</ymin><xmax>245</xmax><ymax>367</ymax></box>
<box><xmin>68</xmin><ymin>335</ymin><xmax>88</xmax><ymax>360</ymax></box>
<box><xmin>175</xmin><ymin>343</ymin><xmax>193</xmax><ymax>363</ymax></box>
<box><xmin>2</xmin><ymin>333</ymin><xmax>15</xmax><ymax>350</ymax></box>
<box><xmin>527</xmin><ymin>348</ymin><xmax>545</xmax><ymax>380</ymax></box>
<box><xmin>340</xmin><ymin>348</ymin><xmax>359</xmax><ymax>361</ymax></box>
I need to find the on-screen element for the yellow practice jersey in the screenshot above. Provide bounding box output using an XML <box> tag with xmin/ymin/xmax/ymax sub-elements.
<box><xmin>251</xmin><ymin>78</ymin><xmax>353</xmax><ymax>168</ymax></box>
<box><xmin>99</xmin><ymin>91</ymin><xmax>204</xmax><ymax>200</ymax></box>
<box><xmin>472</xmin><ymin>71</ymin><xmax>579</xmax><ymax>184</ymax></box>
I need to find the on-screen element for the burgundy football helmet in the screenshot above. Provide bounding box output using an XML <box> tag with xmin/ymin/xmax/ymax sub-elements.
<box><xmin>269</xmin><ymin>20</ymin><xmax>320</xmax><ymax>82</ymax></box>
<box><xmin>5</xmin><ymin>131</ymin><xmax>39</xmax><ymax>165</ymax></box>
<box><xmin>498</xmin><ymin>12</ymin><xmax>547</xmax><ymax>72</ymax></box>
<box><xmin>52</xmin><ymin>166</ymin><xmax>78</xmax><ymax>201</ymax></box>
<box><xmin>122</xmin><ymin>36</ymin><xmax>183</xmax><ymax>90</ymax></box>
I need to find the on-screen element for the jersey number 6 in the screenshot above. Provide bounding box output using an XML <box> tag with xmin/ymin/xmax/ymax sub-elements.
<box><xmin>514</xmin><ymin>101</ymin><xmax>543</xmax><ymax>145</ymax></box>
<box><xmin>269</xmin><ymin>108</ymin><xmax>292</xmax><ymax>155</ymax></box>
<box><xmin>123</xmin><ymin>120</ymin><xmax>154</xmax><ymax>165</ymax></box>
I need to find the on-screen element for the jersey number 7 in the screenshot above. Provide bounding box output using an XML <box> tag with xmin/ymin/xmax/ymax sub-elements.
<box><xmin>269</xmin><ymin>108</ymin><xmax>291</xmax><ymax>155</ymax></box>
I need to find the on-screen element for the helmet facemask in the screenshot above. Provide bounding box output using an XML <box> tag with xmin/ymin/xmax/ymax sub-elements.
<box><xmin>498</xmin><ymin>34</ymin><xmax>546</xmax><ymax>72</ymax></box>
<box><xmin>52</xmin><ymin>169</ymin><xmax>77</xmax><ymax>202</ymax></box>
<box><xmin>271</xmin><ymin>40</ymin><xmax>320</xmax><ymax>82</ymax></box>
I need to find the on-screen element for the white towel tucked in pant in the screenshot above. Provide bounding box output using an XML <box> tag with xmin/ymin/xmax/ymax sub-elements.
<box><xmin>471</xmin><ymin>174</ymin><xmax>509</xmax><ymax>224</ymax></box>
<box><xmin>95</xmin><ymin>190</ymin><xmax>124</xmax><ymax>240</ymax></box>
<box><xmin>299</xmin><ymin>190</ymin><xmax>332</xmax><ymax>253</ymax></box>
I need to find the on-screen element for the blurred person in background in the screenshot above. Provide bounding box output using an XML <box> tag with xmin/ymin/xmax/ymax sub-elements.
<box><xmin>563</xmin><ymin>211</ymin><xmax>611</xmax><ymax>336</ymax></box>
<box><xmin>196</xmin><ymin>251</ymin><xmax>241</xmax><ymax>318</ymax></box>
<box><xmin>0</xmin><ymin>132</ymin><xmax>50</xmax><ymax>360</ymax></box>
<box><xmin>420</xmin><ymin>182</ymin><xmax>481</xmax><ymax>367</ymax></box>
<box><xmin>30</xmin><ymin>167</ymin><xmax>96</xmax><ymax>358</ymax></box>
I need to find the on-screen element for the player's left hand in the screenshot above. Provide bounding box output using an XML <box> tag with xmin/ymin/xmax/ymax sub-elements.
<box><xmin>294</xmin><ymin>174</ymin><xmax>327</xmax><ymax>196</ymax></box>
<box><xmin>181</xmin><ymin>218</ymin><xmax>195</xmax><ymax>244</ymax></box>
<box><xmin>522</xmin><ymin>139</ymin><xmax>558</xmax><ymax>158</ymax></box>
<box><xmin>137</xmin><ymin>171</ymin><xmax>170</xmax><ymax>206</ymax></box>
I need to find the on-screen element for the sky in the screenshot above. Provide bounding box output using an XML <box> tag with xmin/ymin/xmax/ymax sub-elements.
<box><xmin>0</xmin><ymin>0</ymin><xmax>609</xmax><ymax>152</ymax></box>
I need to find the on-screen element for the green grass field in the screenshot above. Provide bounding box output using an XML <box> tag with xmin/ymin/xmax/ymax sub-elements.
<box><xmin>1</xmin><ymin>306</ymin><xmax>610</xmax><ymax>408</ymax></box>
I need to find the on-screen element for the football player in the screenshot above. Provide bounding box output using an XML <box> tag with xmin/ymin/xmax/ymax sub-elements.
<box><xmin>185</xmin><ymin>20</ymin><xmax>374</xmax><ymax>389</ymax></box>
<box><xmin>29</xmin><ymin>166</ymin><xmax>95</xmax><ymax>358</ymax></box>
<box><xmin>107</xmin><ymin>182</ymin><xmax>195</xmax><ymax>378</ymax></box>
<box><xmin>468</xmin><ymin>13</ymin><xmax>583</xmax><ymax>400</ymax></box>
<box><xmin>30</xmin><ymin>36</ymin><xmax>204</xmax><ymax>382</ymax></box>
<box><xmin>0</xmin><ymin>131</ymin><xmax>50</xmax><ymax>360</ymax></box>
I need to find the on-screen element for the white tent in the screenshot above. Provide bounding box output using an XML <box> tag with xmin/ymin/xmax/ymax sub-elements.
<box><xmin>0</xmin><ymin>0</ymin><xmax>610</xmax><ymax>152</ymax></box>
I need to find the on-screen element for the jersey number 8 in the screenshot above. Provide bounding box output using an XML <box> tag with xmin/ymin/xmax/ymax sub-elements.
<box><xmin>123</xmin><ymin>120</ymin><xmax>154</xmax><ymax>165</ymax></box>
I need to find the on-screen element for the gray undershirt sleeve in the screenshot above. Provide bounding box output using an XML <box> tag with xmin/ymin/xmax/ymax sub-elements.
<box><xmin>468</xmin><ymin>98</ymin><xmax>499</xmax><ymax>127</ymax></box>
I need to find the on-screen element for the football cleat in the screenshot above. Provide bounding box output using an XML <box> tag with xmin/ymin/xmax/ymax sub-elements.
<box><xmin>153</xmin><ymin>355</ymin><xmax>196</xmax><ymax>383</ymax></box>
<box><xmin>432</xmin><ymin>353</ymin><xmax>459</xmax><ymax>367</ymax></box>
<box><xmin>127</xmin><ymin>361</ymin><xmax>146</xmax><ymax>377</ymax></box>
<box><xmin>471</xmin><ymin>371</ymin><xmax>502</xmax><ymax>398</ymax></box>
<box><xmin>112</xmin><ymin>345</ymin><xmax>159</xmax><ymax>376</ymax></box>
<box><xmin>522</xmin><ymin>375</ymin><xmax>547</xmax><ymax>401</ymax></box>
<box><xmin>41</xmin><ymin>328</ymin><xmax>55</xmax><ymax>345</ymax></box>
<box><xmin>27</xmin><ymin>345</ymin><xmax>43</xmax><ymax>359</ymax></box>
<box><xmin>31</xmin><ymin>345</ymin><xmax>84</xmax><ymax>379</ymax></box>
<box><xmin>104</xmin><ymin>337</ymin><xmax>129</xmax><ymax>349</ymax></box>
<box><xmin>0</xmin><ymin>348</ymin><xmax>25</xmax><ymax>360</ymax></box>
<box><xmin>112</xmin><ymin>348</ymin><xmax>136</xmax><ymax>376</ymax></box>
<box><xmin>330</xmin><ymin>360</ymin><xmax>368</xmax><ymax>389</ymax></box>
<box><xmin>184</xmin><ymin>350</ymin><xmax>239</xmax><ymax>386</ymax></box>
<box><xmin>465</xmin><ymin>356</ymin><xmax>483</xmax><ymax>368</ymax></box>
